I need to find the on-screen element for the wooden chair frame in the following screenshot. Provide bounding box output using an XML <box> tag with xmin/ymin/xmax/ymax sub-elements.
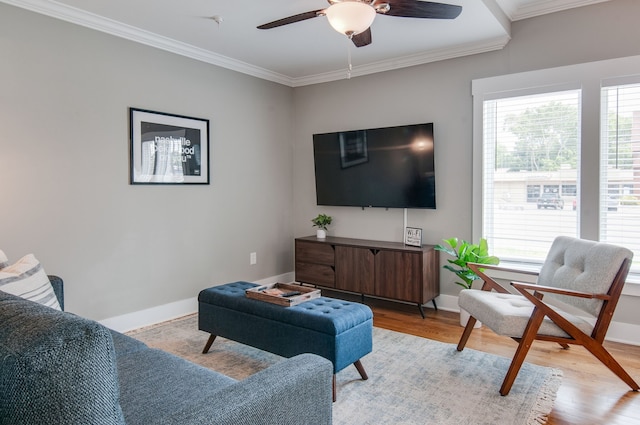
<box><xmin>457</xmin><ymin>260</ymin><xmax>639</xmax><ymax>396</ymax></box>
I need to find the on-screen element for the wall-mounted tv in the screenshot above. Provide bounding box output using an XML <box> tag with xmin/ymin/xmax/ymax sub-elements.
<box><xmin>313</xmin><ymin>122</ymin><xmax>436</xmax><ymax>209</ymax></box>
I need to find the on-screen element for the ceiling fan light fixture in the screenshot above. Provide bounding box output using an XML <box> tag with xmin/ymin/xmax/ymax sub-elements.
<box><xmin>325</xmin><ymin>1</ymin><xmax>376</xmax><ymax>37</ymax></box>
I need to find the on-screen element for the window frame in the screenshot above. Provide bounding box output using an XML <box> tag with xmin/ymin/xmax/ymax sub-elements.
<box><xmin>599</xmin><ymin>79</ymin><xmax>640</xmax><ymax>277</ymax></box>
<box><xmin>471</xmin><ymin>55</ymin><xmax>640</xmax><ymax>295</ymax></box>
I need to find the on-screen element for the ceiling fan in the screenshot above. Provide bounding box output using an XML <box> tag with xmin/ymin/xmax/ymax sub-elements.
<box><xmin>257</xmin><ymin>0</ymin><xmax>462</xmax><ymax>48</ymax></box>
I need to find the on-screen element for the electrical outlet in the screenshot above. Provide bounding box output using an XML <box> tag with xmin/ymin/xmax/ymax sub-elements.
<box><xmin>250</xmin><ymin>252</ymin><xmax>257</xmax><ymax>265</ymax></box>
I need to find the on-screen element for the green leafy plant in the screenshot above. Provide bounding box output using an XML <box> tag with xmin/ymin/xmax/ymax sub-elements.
<box><xmin>434</xmin><ymin>237</ymin><xmax>500</xmax><ymax>289</ymax></box>
<box><xmin>311</xmin><ymin>214</ymin><xmax>332</xmax><ymax>231</ymax></box>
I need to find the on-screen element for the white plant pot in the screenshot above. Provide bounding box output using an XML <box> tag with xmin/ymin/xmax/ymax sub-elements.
<box><xmin>459</xmin><ymin>308</ymin><xmax>482</xmax><ymax>328</ymax></box>
<box><xmin>316</xmin><ymin>229</ymin><xmax>327</xmax><ymax>239</ymax></box>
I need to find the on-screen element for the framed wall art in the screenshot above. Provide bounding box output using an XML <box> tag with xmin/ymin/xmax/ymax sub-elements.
<box><xmin>404</xmin><ymin>227</ymin><xmax>423</xmax><ymax>247</ymax></box>
<box><xmin>129</xmin><ymin>108</ymin><xmax>210</xmax><ymax>184</ymax></box>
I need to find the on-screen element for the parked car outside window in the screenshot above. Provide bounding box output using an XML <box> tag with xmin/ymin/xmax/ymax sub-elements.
<box><xmin>537</xmin><ymin>193</ymin><xmax>565</xmax><ymax>209</ymax></box>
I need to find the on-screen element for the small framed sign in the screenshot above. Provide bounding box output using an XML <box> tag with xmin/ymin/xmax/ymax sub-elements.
<box><xmin>404</xmin><ymin>227</ymin><xmax>423</xmax><ymax>247</ymax></box>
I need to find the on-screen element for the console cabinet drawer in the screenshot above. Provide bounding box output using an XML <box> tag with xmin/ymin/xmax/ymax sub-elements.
<box><xmin>295</xmin><ymin>240</ymin><xmax>335</xmax><ymax>265</ymax></box>
<box><xmin>295</xmin><ymin>261</ymin><xmax>335</xmax><ymax>287</ymax></box>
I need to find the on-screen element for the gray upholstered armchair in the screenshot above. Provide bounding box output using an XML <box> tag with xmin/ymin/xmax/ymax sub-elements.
<box><xmin>456</xmin><ymin>236</ymin><xmax>639</xmax><ymax>395</ymax></box>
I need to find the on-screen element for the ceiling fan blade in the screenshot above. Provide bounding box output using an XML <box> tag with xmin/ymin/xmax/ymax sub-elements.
<box><xmin>384</xmin><ymin>0</ymin><xmax>462</xmax><ymax>19</ymax></box>
<box><xmin>352</xmin><ymin>28</ymin><xmax>372</xmax><ymax>48</ymax></box>
<box><xmin>257</xmin><ymin>10</ymin><xmax>323</xmax><ymax>29</ymax></box>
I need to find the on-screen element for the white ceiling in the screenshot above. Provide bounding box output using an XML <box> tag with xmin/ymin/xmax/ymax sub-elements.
<box><xmin>3</xmin><ymin>0</ymin><xmax>609</xmax><ymax>86</ymax></box>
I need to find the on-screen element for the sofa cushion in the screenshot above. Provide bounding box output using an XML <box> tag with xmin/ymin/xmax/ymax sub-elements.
<box><xmin>458</xmin><ymin>289</ymin><xmax>594</xmax><ymax>338</ymax></box>
<box><xmin>116</xmin><ymin>347</ymin><xmax>236</xmax><ymax>424</ymax></box>
<box><xmin>0</xmin><ymin>253</ymin><xmax>61</xmax><ymax>310</ymax></box>
<box><xmin>0</xmin><ymin>291</ymin><xmax>125</xmax><ymax>425</ymax></box>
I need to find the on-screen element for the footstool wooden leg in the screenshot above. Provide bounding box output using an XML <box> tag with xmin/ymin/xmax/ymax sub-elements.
<box><xmin>332</xmin><ymin>375</ymin><xmax>337</xmax><ymax>402</ymax></box>
<box><xmin>333</xmin><ymin>360</ymin><xmax>367</xmax><ymax>402</ymax></box>
<box><xmin>202</xmin><ymin>334</ymin><xmax>217</xmax><ymax>354</ymax></box>
<box><xmin>354</xmin><ymin>360</ymin><xmax>368</xmax><ymax>380</ymax></box>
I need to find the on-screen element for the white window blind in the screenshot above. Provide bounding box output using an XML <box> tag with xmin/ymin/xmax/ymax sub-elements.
<box><xmin>483</xmin><ymin>90</ymin><xmax>581</xmax><ymax>262</ymax></box>
<box><xmin>601</xmin><ymin>82</ymin><xmax>640</xmax><ymax>274</ymax></box>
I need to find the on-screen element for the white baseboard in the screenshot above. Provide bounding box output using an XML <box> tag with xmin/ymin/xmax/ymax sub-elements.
<box><xmin>430</xmin><ymin>294</ymin><xmax>459</xmax><ymax>313</ymax></box>
<box><xmin>101</xmin><ymin>274</ymin><xmax>640</xmax><ymax>346</ymax></box>
<box><xmin>99</xmin><ymin>272</ymin><xmax>294</xmax><ymax>333</ymax></box>
<box><xmin>99</xmin><ymin>297</ymin><xmax>198</xmax><ymax>333</ymax></box>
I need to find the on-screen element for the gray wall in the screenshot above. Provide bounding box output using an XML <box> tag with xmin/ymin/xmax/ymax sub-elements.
<box><xmin>4</xmin><ymin>0</ymin><xmax>640</xmax><ymax>327</ymax></box>
<box><xmin>291</xmin><ymin>0</ymin><xmax>640</xmax><ymax>324</ymax></box>
<box><xmin>0</xmin><ymin>4</ymin><xmax>294</xmax><ymax>320</ymax></box>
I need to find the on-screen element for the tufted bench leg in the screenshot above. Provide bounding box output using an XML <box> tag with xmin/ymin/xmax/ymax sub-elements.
<box><xmin>202</xmin><ymin>334</ymin><xmax>216</xmax><ymax>354</ymax></box>
<box><xmin>332</xmin><ymin>360</ymin><xmax>369</xmax><ymax>402</ymax></box>
<box><xmin>354</xmin><ymin>359</ymin><xmax>368</xmax><ymax>380</ymax></box>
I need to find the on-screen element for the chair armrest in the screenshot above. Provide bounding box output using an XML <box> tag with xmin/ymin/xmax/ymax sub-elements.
<box><xmin>165</xmin><ymin>353</ymin><xmax>333</xmax><ymax>425</ymax></box>
<box><xmin>465</xmin><ymin>263</ymin><xmax>512</xmax><ymax>293</ymax></box>
<box><xmin>467</xmin><ymin>263</ymin><xmax>539</xmax><ymax>294</ymax></box>
<box><xmin>511</xmin><ymin>281</ymin><xmax>610</xmax><ymax>300</ymax></box>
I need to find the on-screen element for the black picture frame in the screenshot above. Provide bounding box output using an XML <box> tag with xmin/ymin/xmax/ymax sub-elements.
<box><xmin>129</xmin><ymin>108</ymin><xmax>210</xmax><ymax>184</ymax></box>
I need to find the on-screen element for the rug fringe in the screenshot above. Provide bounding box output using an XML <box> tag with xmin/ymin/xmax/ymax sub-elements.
<box><xmin>526</xmin><ymin>368</ymin><xmax>563</xmax><ymax>425</ymax></box>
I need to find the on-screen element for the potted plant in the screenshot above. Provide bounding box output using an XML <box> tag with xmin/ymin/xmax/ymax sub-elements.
<box><xmin>434</xmin><ymin>237</ymin><xmax>499</xmax><ymax>327</ymax></box>
<box><xmin>311</xmin><ymin>214</ymin><xmax>332</xmax><ymax>239</ymax></box>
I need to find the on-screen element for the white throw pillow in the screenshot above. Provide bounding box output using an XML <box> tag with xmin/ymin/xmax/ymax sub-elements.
<box><xmin>0</xmin><ymin>250</ymin><xmax>8</xmax><ymax>269</ymax></box>
<box><xmin>0</xmin><ymin>254</ymin><xmax>61</xmax><ymax>310</ymax></box>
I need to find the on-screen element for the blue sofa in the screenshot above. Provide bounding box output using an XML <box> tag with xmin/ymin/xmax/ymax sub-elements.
<box><xmin>0</xmin><ymin>277</ymin><xmax>333</xmax><ymax>425</ymax></box>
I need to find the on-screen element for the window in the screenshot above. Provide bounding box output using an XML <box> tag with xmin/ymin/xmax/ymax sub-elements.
<box><xmin>473</xmin><ymin>56</ymin><xmax>640</xmax><ymax>287</ymax></box>
<box><xmin>601</xmin><ymin>82</ymin><xmax>640</xmax><ymax>274</ymax></box>
<box><xmin>481</xmin><ymin>90</ymin><xmax>580</xmax><ymax>262</ymax></box>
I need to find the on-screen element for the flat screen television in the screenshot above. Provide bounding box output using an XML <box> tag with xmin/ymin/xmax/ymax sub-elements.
<box><xmin>313</xmin><ymin>122</ymin><xmax>436</xmax><ymax>209</ymax></box>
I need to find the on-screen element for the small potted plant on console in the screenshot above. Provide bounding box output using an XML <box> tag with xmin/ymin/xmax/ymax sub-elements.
<box><xmin>311</xmin><ymin>214</ymin><xmax>332</xmax><ymax>239</ymax></box>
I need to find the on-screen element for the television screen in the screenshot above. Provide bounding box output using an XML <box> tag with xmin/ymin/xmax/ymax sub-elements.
<box><xmin>313</xmin><ymin>122</ymin><xmax>436</xmax><ymax>209</ymax></box>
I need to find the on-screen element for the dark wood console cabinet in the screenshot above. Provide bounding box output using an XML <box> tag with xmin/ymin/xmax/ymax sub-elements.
<box><xmin>295</xmin><ymin>236</ymin><xmax>440</xmax><ymax>317</ymax></box>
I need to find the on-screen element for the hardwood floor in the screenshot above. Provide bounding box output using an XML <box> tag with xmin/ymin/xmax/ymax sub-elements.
<box><xmin>323</xmin><ymin>290</ymin><xmax>640</xmax><ymax>425</ymax></box>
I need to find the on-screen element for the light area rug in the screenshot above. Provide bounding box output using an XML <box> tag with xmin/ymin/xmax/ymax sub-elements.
<box><xmin>127</xmin><ymin>314</ymin><xmax>562</xmax><ymax>425</ymax></box>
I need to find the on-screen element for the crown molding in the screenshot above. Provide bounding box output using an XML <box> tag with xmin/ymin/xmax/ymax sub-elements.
<box><xmin>1</xmin><ymin>0</ymin><xmax>293</xmax><ymax>86</ymax></box>
<box><xmin>292</xmin><ymin>35</ymin><xmax>511</xmax><ymax>87</ymax></box>
<box><xmin>3</xmin><ymin>0</ymin><xmax>511</xmax><ymax>88</ymax></box>
<box><xmin>506</xmin><ymin>0</ymin><xmax>610</xmax><ymax>21</ymax></box>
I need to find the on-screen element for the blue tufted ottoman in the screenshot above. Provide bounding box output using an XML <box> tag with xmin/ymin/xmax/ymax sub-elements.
<box><xmin>198</xmin><ymin>281</ymin><xmax>373</xmax><ymax>401</ymax></box>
